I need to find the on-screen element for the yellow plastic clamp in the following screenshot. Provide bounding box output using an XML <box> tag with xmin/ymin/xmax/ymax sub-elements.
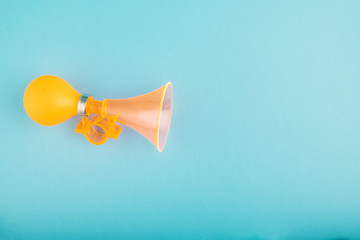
<box><xmin>75</xmin><ymin>114</ymin><xmax>122</xmax><ymax>145</ymax></box>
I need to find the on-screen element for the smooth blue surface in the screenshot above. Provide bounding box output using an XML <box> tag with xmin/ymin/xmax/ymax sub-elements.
<box><xmin>1</xmin><ymin>1</ymin><xmax>360</xmax><ymax>239</ymax></box>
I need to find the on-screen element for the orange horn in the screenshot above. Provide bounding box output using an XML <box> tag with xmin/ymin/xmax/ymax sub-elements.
<box><xmin>23</xmin><ymin>75</ymin><xmax>173</xmax><ymax>152</ymax></box>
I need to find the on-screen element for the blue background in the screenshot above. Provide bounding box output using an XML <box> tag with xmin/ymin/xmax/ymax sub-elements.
<box><xmin>1</xmin><ymin>1</ymin><xmax>360</xmax><ymax>239</ymax></box>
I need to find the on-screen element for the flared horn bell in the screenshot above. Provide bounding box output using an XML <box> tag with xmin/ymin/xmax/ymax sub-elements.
<box><xmin>23</xmin><ymin>75</ymin><xmax>173</xmax><ymax>152</ymax></box>
<box><xmin>99</xmin><ymin>82</ymin><xmax>173</xmax><ymax>151</ymax></box>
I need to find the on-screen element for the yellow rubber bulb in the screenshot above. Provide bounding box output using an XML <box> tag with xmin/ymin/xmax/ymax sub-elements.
<box><xmin>23</xmin><ymin>75</ymin><xmax>81</xmax><ymax>126</ymax></box>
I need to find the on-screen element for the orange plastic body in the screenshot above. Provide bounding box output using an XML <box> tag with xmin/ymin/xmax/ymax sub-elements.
<box><xmin>84</xmin><ymin>82</ymin><xmax>172</xmax><ymax>151</ymax></box>
<box><xmin>23</xmin><ymin>75</ymin><xmax>173</xmax><ymax>151</ymax></box>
